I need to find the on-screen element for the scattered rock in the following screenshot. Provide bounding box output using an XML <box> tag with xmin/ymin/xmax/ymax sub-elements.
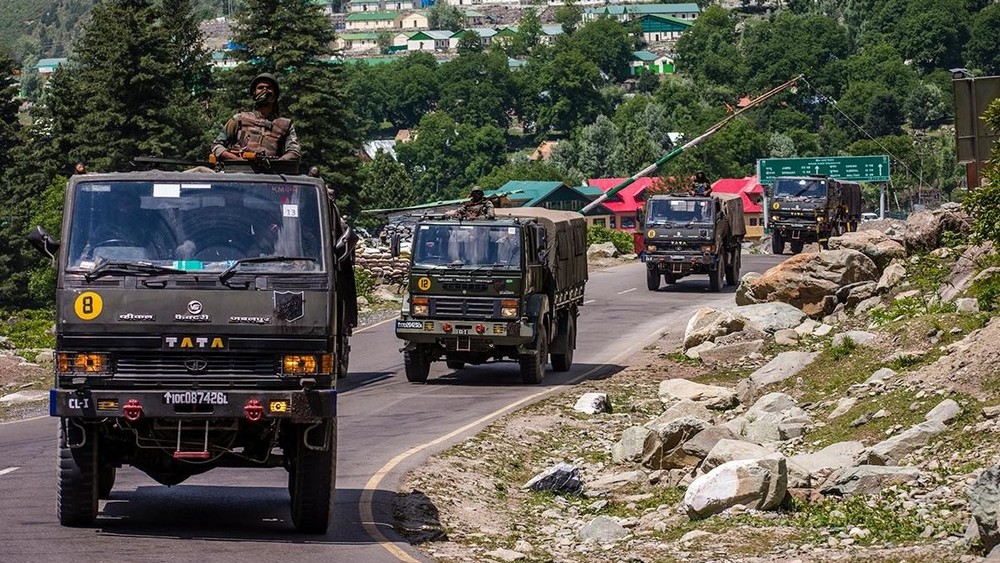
<box><xmin>573</xmin><ymin>392</ymin><xmax>611</xmax><ymax>415</ymax></box>
<box><xmin>523</xmin><ymin>462</ymin><xmax>583</xmax><ymax>495</ymax></box>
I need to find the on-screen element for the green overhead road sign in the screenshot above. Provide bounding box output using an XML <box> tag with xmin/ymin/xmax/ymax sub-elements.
<box><xmin>757</xmin><ymin>155</ymin><xmax>890</xmax><ymax>184</ymax></box>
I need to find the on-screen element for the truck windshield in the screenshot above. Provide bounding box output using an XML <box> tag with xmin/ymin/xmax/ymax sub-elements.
<box><xmin>65</xmin><ymin>180</ymin><xmax>325</xmax><ymax>274</ymax></box>
<box><xmin>646</xmin><ymin>199</ymin><xmax>713</xmax><ymax>225</ymax></box>
<box><xmin>773</xmin><ymin>178</ymin><xmax>827</xmax><ymax>199</ymax></box>
<box><xmin>412</xmin><ymin>224</ymin><xmax>522</xmax><ymax>269</ymax></box>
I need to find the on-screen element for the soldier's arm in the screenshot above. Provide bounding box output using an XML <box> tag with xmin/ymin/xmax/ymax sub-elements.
<box><xmin>279</xmin><ymin>123</ymin><xmax>302</xmax><ymax>161</ymax></box>
<box><xmin>212</xmin><ymin>116</ymin><xmax>243</xmax><ymax>160</ymax></box>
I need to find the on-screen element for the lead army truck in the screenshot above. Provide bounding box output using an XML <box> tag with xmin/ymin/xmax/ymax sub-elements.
<box><xmin>642</xmin><ymin>192</ymin><xmax>745</xmax><ymax>292</ymax></box>
<box><xmin>395</xmin><ymin>208</ymin><xmax>588</xmax><ymax>384</ymax></box>
<box><xmin>29</xmin><ymin>167</ymin><xmax>357</xmax><ymax>533</ymax></box>
<box><xmin>769</xmin><ymin>175</ymin><xmax>862</xmax><ymax>254</ymax></box>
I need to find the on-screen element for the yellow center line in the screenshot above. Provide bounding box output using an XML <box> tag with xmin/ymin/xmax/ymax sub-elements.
<box><xmin>359</xmin><ymin>327</ymin><xmax>666</xmax><ymax>561</ymax></box>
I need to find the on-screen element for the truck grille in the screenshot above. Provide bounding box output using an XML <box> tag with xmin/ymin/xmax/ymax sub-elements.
<box><xmin>431</xmin><ymin>297</ymin><xmax>498</xmax><ymax>320</ymax></box>
<box><xmin>112</xmin><ymin>352</ymin><xmax>282</xmax><ymax>386</ymax></box>
<box><xmin>441</xmin><ymin>281</ymin><xmax>488</xmax><ymax>292</ymax></box>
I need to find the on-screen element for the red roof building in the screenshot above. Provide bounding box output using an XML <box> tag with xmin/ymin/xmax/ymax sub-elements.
<box><xmin>712</xmin><ymin>176</ymin><xmax>765</xmax><ymax>238</ymax></box>
<box><xmin>585</xmin><ymin>177</ymin><xmax>663</xmax><ymax>232</ymax></box>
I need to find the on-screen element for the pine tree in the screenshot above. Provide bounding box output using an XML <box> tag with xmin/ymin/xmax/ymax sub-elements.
<box><xmin>228</xmin><ymin>0</ymin><xmax>362</xmax><ymax>216</ymax></box>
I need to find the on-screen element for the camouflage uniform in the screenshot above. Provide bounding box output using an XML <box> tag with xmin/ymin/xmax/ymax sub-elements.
<box><xmin>211</xmin><ymin>110</ymin><xmax>301</xmax><ymax>160</ymax></box>
<box><xmin>456</xmin><ymin>197</ymin><xmax>495</xmax><ymax>220</ymax></box>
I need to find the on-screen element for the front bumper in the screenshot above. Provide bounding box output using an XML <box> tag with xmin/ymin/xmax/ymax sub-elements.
<box><xmin>50</xmin><ymin>388</ymin><xmax>336</xmax><ymax>421</ymax></box>
<box><xmin>646</xmin><ymin>252</ymin><xmax>713</xmax><ymax>275</ymax></box>
<box><xmin>395</xmin><ymin>317</ymin><xmax>532</xmax><ymax>348</ymax></box>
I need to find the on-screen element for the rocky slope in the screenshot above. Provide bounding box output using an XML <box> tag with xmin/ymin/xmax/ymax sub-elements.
<box><xmin>394</xmin><ymin>206</ymin><xmax>1000</xmax><ymax>562</ymax></box>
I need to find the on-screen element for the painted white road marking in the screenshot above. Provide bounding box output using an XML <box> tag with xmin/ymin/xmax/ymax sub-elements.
<box><xmin>617</xmin><ymin>288</ymin><xmax>637</xmax><ymax>295</ymax></box>
<box><xmin>583</xmin><ymin>299</ymin><xmax>596</xmax><ymax>305</ymax></box>
<box><xmin>0</xmin><ymin>467</ymin><xmax>20</xmax><ymax>477</ymax></box>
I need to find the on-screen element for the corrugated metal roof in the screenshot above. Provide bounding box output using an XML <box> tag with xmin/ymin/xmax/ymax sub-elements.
<box><xmin>346</xmin><ymin>11</ymin><xmax>399</xmax><ymax>21</ymax></box>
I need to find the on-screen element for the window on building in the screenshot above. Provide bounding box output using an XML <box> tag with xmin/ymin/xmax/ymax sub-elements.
<box><xmin>622</xmin><ymin>217</ymin><xmax>636</xmax><ymax>229</ymax></box>
<box><xmin>749</xmin><ymin>218</ymin><xmax>759</xmax><ymax>226</ymax></box>
<box><xmin>592</xmin><ymin>218</ymin><xmax>606</xmax><ymax>228</ymax></box>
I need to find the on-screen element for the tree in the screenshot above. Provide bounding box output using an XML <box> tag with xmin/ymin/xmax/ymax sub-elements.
<box><xmin>357</xmin><ymin>150</ymin><xmax>413</xmax><ymax>227</ymax></box>
<box><xmin>965</xmin><ymin>3</ymin><xmax>1000</xmax><ymax>75</ymax></box>
<box><xmin>568</xmin><ymin>17</ymin><xmax>634</xmax><ymax>83</ymax></box>
<box><xmin>527</xmin><ymin>49</ymin><xmax>607</xmax><ymax>133</ymax></box>
<box><xmin>904</xmin><ymin>81</ymin><xmax>947</xmax><ymax>128</ymax></box>
<box><xmin>428</xmin><ymin>3</ymin><xmax>464</xmax><ymax>31</ymax></box>
<box><xmin>377</xmin><ymin>31</ymin><xmax>394</xmax><ymax>55</ymax></box>
<box><xmin>554</xmin><ymin>0</ymin><xmax>583</xmax><ymax>34</ymax></box>
<box><xmin>228</xmin><ymin>0</ymin><xmax>362</xmax><ymax>215</ymax></box>
<box><xmin>437</xmin><ymin>51</ymin><xmax>516</xmax><ymax>128</ymax></box>
<box><xmin>46</xmin><ymin>0</ymin><xmax>211</xmax><ymax>171</ymax></box>
<box><xmin>611</xmin><ymin>127</ymin><xmax>659</xmax><ymax>177</ymax></box>
<box><xmin>456</xmin><ymin>30</ymin><xmax>483</xmax><ymax>55</ymax></box>
<box><xmin>769</xmin><ymin>132</ymin><xmax>796</xmax><ymax>157</ymax></box>
<box><xmin>674</xmin><ymin>6</ymin><xmax>745</xmax><ymax>89</ymax></box>
<box><xmin>575</xmin><ymin>115</ymin><xmax>617</xmax><ymax>178</ymax></box>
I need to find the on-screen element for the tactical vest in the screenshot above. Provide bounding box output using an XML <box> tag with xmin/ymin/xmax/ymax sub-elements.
<box><xmin>235</xmin><ymin>112</ymin><xmax>291</xmax><ymax>157</ymax></box>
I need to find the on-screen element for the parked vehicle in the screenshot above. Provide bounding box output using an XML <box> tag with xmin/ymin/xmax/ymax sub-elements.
<box><xmin>30</xmin><ymin>165</ymin><xmax>356</xmax><ymax>533</ymax></box>
<box><xmin>642</xmin><ymin>193</ymin><xmax>745</xmax><ymax>292</ymax></box>
<box><xmin>394</xmin><ymin>208</ymin><xmax>587</xmax><ymax>384</ymax></box>
<box><xmin>769</xmin><ymin>176</ymin><xmax>862</xmax><ymax>254</ymax></box>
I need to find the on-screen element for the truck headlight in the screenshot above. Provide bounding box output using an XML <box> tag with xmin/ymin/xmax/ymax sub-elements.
<box><xmin>646</xmin><ymin>245</ymin><xmax>656</xmax><ymax>252</ymax></box>
<box><xmin>501</xmin><ymin>299</ymin><xmax>519</xmax><ymax>318</ymax></box>
<box><xmin>411</xmin><ymin>296</ymin><xmax>429</xmax><ymax>316</ymax></box>
<box><xmin>700</xmin><ymin>245</ymin><xmax>715</xmax><ymax>253</ymax></box>
<box><xmin>57</xmin><ymin>353</ymin><xmax>109</xmax><ymax>374</ymax></box>
<box><xmin>283</xmin><ymin>354</ymin><xmax>321</xmax><ymax>375</ymax></box>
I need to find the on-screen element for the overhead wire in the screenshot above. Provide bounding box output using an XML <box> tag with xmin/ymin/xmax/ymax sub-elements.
<box><xmin>799</xmin><ymin>76</ymin><xmax>937</xmax><ymax>202</ymax></box>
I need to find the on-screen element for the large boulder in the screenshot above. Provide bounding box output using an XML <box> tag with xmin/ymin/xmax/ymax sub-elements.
<box><xmin>659</xmin><ymin>379</ymin><xmax>738</xmax><ymax>411</ymax></box>
<box><xmin>683</xmin><ymin>455</ymin><xmax>788</xmax><ymax>518</ymax></box>
<box><xmin>939</xmin><ymin>242</ymin><xmax>995</xmax><ymax>302</ymax></box>
<box><xmin>731</xmin><ymin>302</ymin><xmax>806</xmax><ymax>334</ymax></box>
<box><xmin>969</xmin><ymin>466</ymin><xmax>1000</xmax><ymax>554</ymax></box>
<box><xmin>683</xmin><ymin>308</ymin><xmax>747</xmax><ymax>349</ymax></box>
<box><xmin>739</xmin><ymin>249</ymin><xmax>879</xmax><ymax>318</ymax></box>
<box><xmin>828</xmin><ymin>230</ymin><xmax>906</xmax><ymax>271</ymax></box>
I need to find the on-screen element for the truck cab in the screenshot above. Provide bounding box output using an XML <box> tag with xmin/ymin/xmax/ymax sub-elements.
<box><xmin>642</xmin><ymin>193</ymin><xmax>744</xmax><ymax>292</ymax></box>
<box><xmin>395</xmin><ymin>208</ymin><xmax>587</xmax><ymax>384</ymax></box>
<box><xmin>31</xmin><ymin>169</ymin><xmax>356</xmax><ymax>533</ymax></box>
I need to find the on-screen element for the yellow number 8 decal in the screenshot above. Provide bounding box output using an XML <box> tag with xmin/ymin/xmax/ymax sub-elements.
<box><xmin>74</xmin><ymin>291</ymin><xmax>103</xmax><ymax>320</ymax></box>
<box><xmin>417</xmin><ymin>277</ymin><xmax>432</xmax><ymax>291</ymax></box>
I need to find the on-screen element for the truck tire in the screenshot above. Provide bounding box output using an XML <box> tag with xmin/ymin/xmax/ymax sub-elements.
<box><xmin>725</xmin><ymin>249</ymin><xmax>740</xmax><ymax>286</ymax></box>
<box><xmin>519</xmin><ymin>324</ymin><xmax>548</xmax><ymax>384</ymax></box>
<box><xmin>646</xmin><ymin>267</ymin><xmax>660</xmax><ymax>291</ymax></box>
<box><xmin>550</xmin><ymin>315</ymin><xmax>575</xmax><ymax>372</ymax></box>
<box><xmin>790</xmin><ymin>240</ymin><xmax>804</xmax><ymax>254</ymax></box>
<box><xmin>404</xmin><ymin>347</ymin><xmax>430</xmax><ymax>383</ymax></box>
<box><xmin>58</xmin><ymin>422</ymin><xmax>99</xmax><ymax>527</ymax></box>
<box><xmin>708</xmin><ymin>255</ymin><xmax>724</xmax><ymax>292</ymax></box>
<box><xmin>290</xmin><ymin>421</ymin><xmax>336</xmax><ymax>534</ymax></box>
<box><xmin>771</xmin><ymin>232</ymin><xmax>783</xmax><ymax>255</ymax></box>
<box><xmin>446</xmin><ymin>360</ymin><xmax>465</xmax><ymax>370</ymax></box>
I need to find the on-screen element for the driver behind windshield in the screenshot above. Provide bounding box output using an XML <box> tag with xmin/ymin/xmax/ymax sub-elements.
<box><xmin>78</xmin><ymin>191</ymin><xmax>151</xmax><ymax>263</ymax></box>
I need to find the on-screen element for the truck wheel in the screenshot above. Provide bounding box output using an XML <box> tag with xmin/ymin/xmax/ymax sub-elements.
<box><xmin>519</xmin><ymin>324</ymin><xmax>548</xmax><ymax>384</ymax></box>
<box><xmin>446</xmin><ymin>360</ymin><xmax>465</xmax><ymax>370</ymax></box>
<box><xmin>98</xmin><ymin>465</ymin><xmax>116</xmax><ymax>499</ymax></box>
<box><xmin>725</xmin><ymin>249</ymin><xmax>740</xmax><ymax>286</ymax></box>
<box><xmin>646</xmin><ymin>268</ymin><xmax>659</xmax><ymax>291</ymax></box>
<box><xmin>790</xmin><ymin>240</ymin><xmax>804</xmax><ymax>254</ymax></box>
<box><xmin>58</xmin><ymin>422</ymin><xmax>99</xmax><ymax>527</ymax></box>
<box><xmin>551</xmin><ymin>315</ymin><xmax>575</xmax><ymax>372</ymax></box>
<box><xmin>404</xmin><ymin>347</ymin><xmax>431</xmax><ymax>383</ymax></box>
<box><xmin>771</xmin><ymin>233</ymin><xmax>783</xmax><ymax>255</ymax></box>
<box><xmin>290</xmin><ymin>421</ymin><xmax>336</xmax><ymax>534</ymax></box>
<box><xmin>708</xmin><ymin>255</ymin><xmax>723</xmax><ymax>292</ymax></box>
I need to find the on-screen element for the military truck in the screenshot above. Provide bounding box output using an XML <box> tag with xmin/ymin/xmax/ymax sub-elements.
<box><xmin>642</xmin><ymin>193</ymin><xmax>745</xmax><ymax>292</ymax></box>
<box><xmin>769</xmin><ymin>175</ymin><xmax>862</xmax><ymax>254</ymax></box>
<box><xmin>394</xmin><ymin>208</ymin><xmax>587</xmax><ymax>384</ymax></box>
<box><xmin>28</xmin><ymin>165</ymin><xmax>356</xmax><ymax>533</ymax></box>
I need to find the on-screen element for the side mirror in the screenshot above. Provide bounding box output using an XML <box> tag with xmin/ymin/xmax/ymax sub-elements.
<box><xmin>28</xmin><ymin>226</ymin><xmax>60</xmax><ymax>260</ymax></box>
<box><xmin>532</xmin><ymin>224</ymin><xmax>547</xmax><ymax>263</ymax></box>
<box><xmin>389</xmin><ymin>232</ymin><xmax>401</xmax><ymax>258</ymax></box>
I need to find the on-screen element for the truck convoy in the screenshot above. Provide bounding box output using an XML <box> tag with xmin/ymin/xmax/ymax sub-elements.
<box><xmin>769</xmin><ymin>175</ymin><xmax>862</xmax><ymax>254</ymax></box>
<box><xmin>29</xmin><ymin>166</ymin><xmax>356</xmax><ymax>533</ymax></box>
<box><xmin>642</xmin><ymin>192</ymin><xmax>745</xmax><ymax>292</ymax></box>
<box><xmin>394</xmin><ymin>208</ymin><xmax>587</xmax><ymax>384</ymax></box>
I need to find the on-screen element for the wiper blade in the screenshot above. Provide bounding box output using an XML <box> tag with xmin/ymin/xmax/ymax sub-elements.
<box><xmin>219</xmin><ymin>256</ymin><xmax>317</xmax><ymax>283</ymax></box>
<box><xmin>85</xmin><ymin>260</ymin><xmax>185</xmax><ymax>282</ymax></box>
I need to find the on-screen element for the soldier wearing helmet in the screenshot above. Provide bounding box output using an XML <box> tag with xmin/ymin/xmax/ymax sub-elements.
<box><xmin>455</xmin><ymin>187</ymin><xmax>495</xmax><ymax>220</ymax></box>
<box><xmin>212</xmin><ymin>73</ymin><xmax>301</xmax><ymax>162</ymax></box>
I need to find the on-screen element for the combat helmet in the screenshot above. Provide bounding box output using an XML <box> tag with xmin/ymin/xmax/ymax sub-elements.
<box><xmin>249</xmin><ymin>73</ymin><xmax>281</xmax><ymax>98</ymax></box>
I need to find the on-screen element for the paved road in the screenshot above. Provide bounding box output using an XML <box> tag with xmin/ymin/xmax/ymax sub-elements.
<box><xmin>0</xmin><ymin>255</ymin><xmax>784</xmax><ymax>562</ymax></box>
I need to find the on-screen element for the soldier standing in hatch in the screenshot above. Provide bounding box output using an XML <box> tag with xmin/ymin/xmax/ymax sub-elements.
<box><xmin>455</xmin><ymin>188</ymin><xmax>495</xmax><ymax>220</ymax></box>
<box><xmin>212</xmin><ymin>73</ymin><xmax>301</xmax><ymax>161</ymax></box>
<box><xmin>689</xmin><ymin>171</ymin><xmax>712</xmax><ymax>196</ymax></box>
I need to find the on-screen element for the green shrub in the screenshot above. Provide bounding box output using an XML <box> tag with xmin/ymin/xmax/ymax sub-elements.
<box><xmin>354</xmin><ymin>266</ymin><xmax>376</xmax><ymax>300</ymax></box>
<box><xmin>587</xmin><ymin>224</ymin><xmax>635</xmax><ymax>255</ymax></box>
<box><xmin>0</xmin><ymin>309</ymin><xmax>55</xmax><ymax>350</ymax></box>
<box><xmin>968</xmin><ymin>269</ymin><xmax>1000</xmax><ymax>312</ymax></box>
<box><xmin>827</xmin><ymin>335</ymin><xmax>856</xmax><ymax>360</ymax></box>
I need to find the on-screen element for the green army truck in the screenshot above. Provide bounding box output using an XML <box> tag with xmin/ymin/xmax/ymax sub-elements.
<box><xmin>642</xmin><ymin>192</ymin><xmax>745</xmax><ymax>292</ymax></box>
<box><xmin>29</xmin><ymin>166</ymin><xmax>356</xmax><ymax>533</ymax></box>
<box><xmin>769</xmin><ymin>175</ymin><xmax>862</xmax><ymax>254</ymax></box>
<box><xmin>394</xmin><ymin>208</ymin><xmax>588</xmax><ymax>384</ymax></box>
